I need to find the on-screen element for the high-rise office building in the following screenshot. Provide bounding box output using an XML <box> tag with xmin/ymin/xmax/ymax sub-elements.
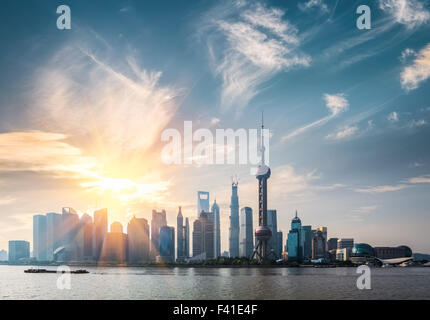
<box><xmin>229</xmin><ymin>181</ymin><xmax>240</xmax><ymax>258</ymax></box>
<box><xmin>158</xmin><ymin>226</ymin><xmax>175</xmax><ymax>263</ymax></box>
<box><xmin>302</xmin><ymin>225</ymin><xmax>313</xmax><ymax>259</ymax></box>
<box><xmin>46</xmin><ymin>212</ymin><xmax>62</xmax><ymax>261</ymax></box>
<box><xmin>78</xmin><ymin>213</ymin><xmax>94</xmax><ymax>261</ymax></box>
<box><xmin>8</xmin><ymin>240</ymin><xmax>30</xmax><ymax>262</ymax></box>
<box><xmin>61</xmin><ymin>207</ymin><xmax>80</xmax><ymax>261</ymax></box>
<box><xmin>328</xmin><ymin>238</ymin><xmax>339</xmax><ymax>251</ymax></box>
<box><xmin>184</xmin><ymin>217</ymin><xmax>190</xmax><ymax>258</ymax></box>
<box><xmin>267</xmin><ymin>209</ymin><xmax>278</xmax><ymax>257</ymax></box>
<box><xmin>127</xmin><ymin>216</ymin><xmax>150</xmax><ymax>263</ymax></box>
<box><xmin>94</xmin><ymin>208</ymin><xmax>108</xmax><ymax>261</ymax></box>
<box><xmin>239</xmin><ymin>207</ymin><xmax>253</xmax><ymax>258</ymax></box>
<box><xmin>287</xmin><ymin>211</ymin><xmax>303</xmax><ymax>261</ymax></box>
<box><xmin>317</xmin><ymin>227</ymin><xmax>328</xmax><ymax>252</ymax></box>
<box><xmin>177</xmin><ymin>207</ymin><xmax>185</xmax><ymax>261</ymax></box>
<box><xmin>211</xmin><ymin>200</ymin><xmax>221</xmax><ymax>258</ymax></box>
<box><xmin>337</xmin><ymin>238</ymin><xmax>354</xmax><ymax>250</ymax></box>
<box><xmin>312</xmin><ymin>230</ymin><xmax>326</xmax><ymax>260</ymax></box>
<box><xmin>276</xmin><ymin>231</ymin><xmax>283</xmax><ymax>258</ymax></box>
<box><xmin>197</xmin><ymin>191</ymin><xmax>210</xmax><ymax>217</ymax></box>
<box><xmin>193</xmin><ymin>211</ymin><xmax>215</xmax><ymax>259</ymax></box>
<box><xmin>100</xmin><ymin>222</ymin><xmax>128</xmax><ymax>262</ymax></box>
<box><xmin>33</xmin><ymin>214</ymin><xmax>47</xmax><ymax>261</ymax></box>
<box><xmin>150</xmin><ymin>209</ymin><xmax>167</xmax><ymax>260</ymax></box>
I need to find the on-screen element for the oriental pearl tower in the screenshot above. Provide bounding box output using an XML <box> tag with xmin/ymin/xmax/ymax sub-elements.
<box><xmin>251</xmin><ymin>113</ymin><xmax>275</xmax><ymax>263</ymax></box>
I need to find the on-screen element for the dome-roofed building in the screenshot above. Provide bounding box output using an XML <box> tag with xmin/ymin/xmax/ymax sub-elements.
<box><xmin>350</xmin><ymin>243</ymin><xmax>375</xmax><ymax>264</ymax></box>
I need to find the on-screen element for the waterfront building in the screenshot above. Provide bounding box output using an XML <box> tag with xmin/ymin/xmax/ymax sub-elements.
<box><xmin>94</xmin><ymin>208</ymin><xmax>108</xmax><ymax>260</ymax></box>
<box><xmin>350</xmin><ymin>243</ymin><xmax>375</xmax><ymax>264</ymax></box>
<box><xmin>374</xmin><ymin>245</ymin><xmax>412</xmax><ymax>259</ymax></box>
<box><xmin>184</xmin><ymin>217</ymin><xmax>190</xmax><ymax>258</ymax></box>
<box><xmin>78</xmin><ymin>213</ymin><xmax>94</xmax><ymax>261</ymax></box>
<box><xmin>197</xmin><ymin>191</ymin><xmax>210</xmax><ymax>217</ymax></box>
<box><xmin>127</xmin><ymin>216</ymin><xmax>150</xmax><ymax>263</ymax></box>
<box><xmin>150</xmin><ymin>209</ymin><xmax>167</xmax><ymax>260</ymax></box>
<box><xmin>302</xmin><ymin>226</ymin><xmax>313</xmax><ymax>260</ymax></box>
<box><xmin>336</xmin><ymin>248</ymin><xmax>351</xmax><ymax>261</ymax></box>
<box><xmin>0</xmin><ymin>249</ymin><xmax>7</xmax><ymax>261</ymax></box>
<box><xmin>46</xmin><ymin>212</ymin><xmax>62</xmax><ymax>261</ymax></box>
<box><xmin>211</xmin><ymin>200</ymin><xmax>221</xmax><ymax>258</ymax></box>
<box><xmin>33</xmin><ymin>214</ymin><xmax>47</xmax><ymax>261</ymax></box>
<box><xmin>317</xmin><ymin>227</ymin><xmax>328</xmax><ymax>252</ymax></box>
<box><xmin>157</xmin><ymin>226</ymin><xmax>175</xmax><ymax>263</ymax></box>
<box><xmin>193</xmin><ymin>211</ymin><xmax>215</xmax><ymax>259</ymax></box>
<box><xmin>177</xmin><ymin>207</ymin><xmax>184</xmax><ymax>261</ymax></box>
<box><xmin>337</xmin><ymin>238</ymin><xmax>354</xmax><ymax>250</ymax></box>
<box><xmin>60</xmin><ymin>207</ymin><xmax>80</xmax><ymax>261</ymax></box>
<box><xmin>267</xmin><ymin>209</ymin><xmax>278</xmax><ymax>257</ymax></box>
<box><xmin>312</xmin><ymin>230</ymin><xmax>326</xmax><ymax>259</ymax></box>
<box><xmin>100</xmin><ymin>222</ymin><xmax>128</xmax><ymax>262</ymax></box>
<box><xmin>287</xmin><ymin>211</ymin><xmax>303</xmax><ymax>261</ymax></box>
<box><xmin>328</xmin><ymin>238</ymin><xmax>338</xmax><ymax>251</ymax></box>
<box><xmin>229</xmin><ymin>181</ymin><xmax>240</xmax><ymax>258</ymax></box>
<box><xmin>8</xmin><ymin>240</ymin><xmax>30</xmax><ymax>262</ymax></box>
<box><xmin>239</xmin><ymin>207</ymin><xmax>253</xmax><ymax>258</ymax></box>
<box><xmin>276</xmin><ymin>231</ymin><xmax>283</xmax><ymax>258</ymax></box>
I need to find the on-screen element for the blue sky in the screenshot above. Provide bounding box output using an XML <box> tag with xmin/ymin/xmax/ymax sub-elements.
<box><xmin>0</xmin><ymin>0</ymin><xmax>430</xmax><ymax>253</ymax></box>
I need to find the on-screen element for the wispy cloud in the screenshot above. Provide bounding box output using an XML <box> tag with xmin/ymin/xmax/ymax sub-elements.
<box><xmin>401</xmin><ymin>43</ymin><xmax>430</xmax><ymax>91</ymax></box>
<box><xmin>282</xmin><ymin>93</ymin><xmax>349</xmax><ymax>141</ymax></box>
<box><xmin>349</xmin><ymin>205</ymin><xmax>378</xmax><ymax>222</ymax></box>
<box><xmin>0</xmin><ymin>196</ymin><xmax>16</xmax><ymax>206</ymax></box>
<box><xmin>326</xmin><ymin>125</ymin><xmax>358</xmax><ymax>140</ymax></box>
<box><xmin>298</xmin><ymin>0</ymin><xmax>329</xmax><ymax>13</ymax></box>
<box><xmin>204</xmin><ymin>2</ymin><xmax>310</xmax><ymax>111</ymax></box>
<box><xmin>379</xmin><ymin>0</ymin><xmax>430</xmax><ymax>29</ymax></box>
<box><xmin>355</xmin><ymin>174</ymin><xmax>430</xmax><ymax>194</ymax></box>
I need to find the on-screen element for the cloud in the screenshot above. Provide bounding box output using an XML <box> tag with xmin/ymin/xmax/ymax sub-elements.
<box><xmin>0</xmin><ymin>196</ymin><xmax>16</xmax><ymax>206</ymax></box>
<box><xmin>298</xmin><ymin>0</ymin><xmax>329</xmax><ymax>13</ymax></box>
<box><xmin>349</xmin><ymin>205</ymin><xmax>378</xmax><ymax>222</ymax></box>
<box><xmin>282</xmin><ymin>93</ymin><xmax>349</xmax><ymax>141</ymax></box>
<box><xmin>355</xmin><ymin>174</ymin><xmax>430</xmax><ymax>194</ymax></box>
<box><xmin>388</xmin><ymin>111</ymin><xmax>399</xmax><ymax>122</ymax></box>
<box><xmin>400</xmin><ymin>48</ymin><xmax>416</xmax><ymax>61</ymax></box>
<box><xmin>205</xmin><ymin>2</ymin><xmax>310</xmax><ymax>111</ymax></box>
<box><xmin>408</xmin><ymin>119</ymin><xmax>427</xmax><ymax>128</ymax></box>
<box><xmin>379</xmin><ymin>0</ymin><xmax>430</xmax><ymax>29</ymax></box>
<box><xmin>326</xmin><ymin>125</ymin><xmax>358</xmax><ymax>140</ymax></box>
<box><xmin>401</xmin><ymin>43</ymin><xmax>430</xmax><ymax>91</ymax></box>
<box><xmin>355</xmin><ymin>184</ymin><xmax>409</xmax><ymax>193</ymax></box>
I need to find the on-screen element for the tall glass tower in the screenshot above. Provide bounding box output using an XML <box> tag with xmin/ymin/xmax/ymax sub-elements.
<box><xmin>229</xmin><ymin>181</ymin><xmax>240</xmax><ymax>258</ymax></box>
<box><xmin>211</xmin><ymin>200</ymin><xmax>221</xmax><ymax>258</ymax></box>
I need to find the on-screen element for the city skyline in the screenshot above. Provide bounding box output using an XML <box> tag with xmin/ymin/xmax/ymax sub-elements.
<box><xmin>1</xmin><ymin>0</ymin><xmax>430</xmax><ymax>254</ymax></box>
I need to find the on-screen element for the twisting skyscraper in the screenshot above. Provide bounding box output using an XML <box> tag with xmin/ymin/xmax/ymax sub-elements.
<box><xmin>251</xmin><ymin>114</ymin><xmax>274</xmax><ymax>262</ymax></box>
<box><xmin>229</xmin><ymin>180</ymin><xmax>240</xmax><ymax>258</ymax></box>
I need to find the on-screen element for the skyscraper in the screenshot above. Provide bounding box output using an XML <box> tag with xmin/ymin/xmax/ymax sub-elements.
<box><xmin>302</xmin><ymin>225</ymin><xmax>313</xmax><ymax>260</ymax></box>
<box><xmin>61</xmin><ymin>207</ymin><xmax>80</xmax><ymax>261</ymax></box>
<box><xmin>33</xmin><ymin>214</ymin><xmax>47</xmax><ymax>261</ymax></box>
<box><xmin>287</xmin><ymin>211</ymin><xmax>303</xmax><ymax>261</ymax></box>
<box><xmin>317</xmin><ymin>227</ymin><xmax>328</xmax><ymax>252</ymax></box>
<box><xmin>78</xmin><ymin>213</ymin><xmax>94</xmax><ymax>261</ymax></box>
<box><xmin>177</xmin><ymin>207</ymin><xmax>185</xmax><ymax>261</ymax></box>
<box><xmin>229</xmin><ymin>180</ymin><xmax>240</xmax><ymax>258</ymax></box>
<box><xmin>46</xmin><ymin>212</ymin><xmax>61</xmax><ymax>261</ymax></box>
<box><xmin>328</xmin><ymin>238</ymin><xmax>339</xmax><ymax>251</ymax></box>
<box><xmin>276</xmin><ymin>231</ymin><xmax>283</xmax><ymax>258</ymax></box>
<box><xmin>127</xmin><ymin>216</ymin><xmax>150</xmax><ymax>263</ymax></box>
<box><xmin>193</xmin><ymin>211</ymin><xmax>214</xmax><ymax>259</ymax></box>
<box><xmin>158</xmin><ymin>226</ymin><xmax>175</xmax><ymax>263</ymax></box>
<box><xmin>267</xmin><ymin>209</ymin><xmax>278</xmax><ymax>258</ymax></box>
<box><xmin>8</xmin><ymin>240</ymin><xmax>30</xmax><ymax>262</ymax></box>
<box><xmin>211</xmin><ymin>200</ymin><xmax>221</xmax><ymax>258</ymax></box>
<box><xmin>312</xmin><ymin>230</ymin><xmax>326</xmax><ymax>260</ymax></box>
<box><xmin>94</xmin><ymin>208</ymin><xmax>108</xmax><ymax>261</ymax></box>
<box><xmin>251</xmin><ymin>114</ymin><xmax>273</xmax><ymax>262</ymax></box>
<box><xmin>184</xmin><ymin>217</ymin><xmax>190</xmax><ymax>258</ymax></box>
<box><xmin>239</xmin><ymin>207</ymin><xmax>253</xmax><ymax>258</ymax></box>
<box><xmin>100</xmin><ymin>222</ymin><xmax>128</xmax><ymax>262</ymax></box>
<box><xmin>150</xmin><ymin>209</ymin><xmax>167</xmax><ymax>260</ymax></box>
<box><xmin>197</xmin><ymin>191</ymin><xmax>210</xmax><ymax>217</ymax></box>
